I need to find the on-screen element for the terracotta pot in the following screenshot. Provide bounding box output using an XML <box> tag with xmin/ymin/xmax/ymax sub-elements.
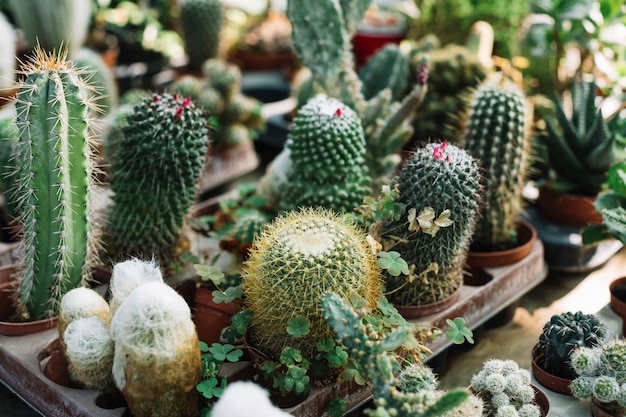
<box><xmin>532</xmin><ymin>384</ymin><xmax>551</xmax><ymax>417</ymax></box>
<box><xmin>537</xmin><ymin>187</ymin><xmax>603</xmax><ymax>226</ymax></box>
<box><xmin>394</xmin><ymin>285</ymin><xmax>461</xmax><ymax>319</ymax></box>
<box><xmin>193</xmin><ymin>286</ymin><xmax>240</xmax><ymax>345</ymax></box>
<box><xmin>609</xmin><ymin>277</ymin><xmax>626</xmax><ymax>335</ymax></box>
<box><xmin>465</xmin><ymin>219</ymin><xmax>537</xmax><ymax>285</ymax></box>
<box><xmin>531</xmin><ymin>343</ymin><xmax>573</xmax><ymax>396</ymax></box>
<box><xmin>591</xmin><ymin>399</ymin><xmax>625</xmax><ymax>417</ymax></box>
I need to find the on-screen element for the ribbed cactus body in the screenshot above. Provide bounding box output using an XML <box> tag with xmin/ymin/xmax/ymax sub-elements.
<box><xmin>242</xmin><ymin>208</ymin><xmax>382</xmax><ymax>361</ymax></box>
<box><xmin>11</xmin><ymin>48</ymin><xmax>97</xmax><ymax>320</ymax></box>
<box><xmin>359</xmin><ymin>43</ymin><xmax>409</xmax><ymax>102</ymax></box>
<box><xmin>462</xmin><ymin>76</ymin><xmax>530</xmax><ymax>251</ymax></box>
<box><xmin>280</xmin><ymin>94</ymin><xmax>371</xmax><ymax>214</ymax></box>
<box><xmin>179</xmin><ymin>0</ymin><xmax>223</xmax><ymax>71</ymax></box>
<box><xmin>378</xmin><ymin>142</ymin><xmax>482</xmax><ymax>306</ymax></box>
<box><xmin>106</xmin><ymin>93</ymin><xmax>209</xmax><ymax>266</ymax></box>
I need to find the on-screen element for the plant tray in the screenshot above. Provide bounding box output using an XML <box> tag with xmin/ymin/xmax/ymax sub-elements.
<box><xmin>199</xmin><ymin>140</ymin><xmax>260</xmax><ymax>193</ymax></box>
<box><xmin>0</xmin><ymin>239</ymin><xmax>547</xmax><ymax>417</ymax></box>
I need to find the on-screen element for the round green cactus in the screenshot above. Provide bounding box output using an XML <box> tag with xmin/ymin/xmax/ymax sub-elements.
<box><xmin>242</xmin><ymin>207</ymin><xmax>383</xmax><ymax>361</ymax></box>
<box><xmin>105</xmin><ymin>93</ymin><xmax>209</xmax><ymax>267</ymax></box>
<box><xmin>280</xmin><ymin>93</ymin><xmax>371</xmax><ymax>214</ymax></box>
<box><xmin>179</xmin><ymin>0</ymin><xmax>223</xmax><ymax>71</ymax></box>
<box><xmin>377</xmin><ymin>142</ymin><xmax>482</xmax><ymax>307</ymax></box>
<box><xmin>462</xmin><ymin>75</ymin><xmax>531</xmax><ymax>251</ymax></box>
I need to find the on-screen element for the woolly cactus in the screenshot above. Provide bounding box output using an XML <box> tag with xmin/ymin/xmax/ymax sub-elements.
<box><xmin>570</xmin><ymin>338</ymin><xmax>626</xmax><ymax>416</ymax></box>
<box><xmin>179</xmin><ymin>0</ymin><xmax>224</xmax><ymax>71</ymax></box>
<box><xmin>105</xmin><ymin>92</ymin><xmax>209</xmax><ymax>267</ymax></box>
<box><xmin>58</xmin><ymin>287</ymin><xmax>110</xmax><ymax>346</ymax></box>
<box><xmin>537</xmin><ymin>310</ymin><xmax>607</xmax><ymax>380</ymax></box>
<box><xmin>376</xmin><ymin>142</ymin><xmax>482</xmax><ymax>307</ymax></box>
<box><xmin>279</xmin><ymin>94</ymin><xmax>371</xmax><ymax>214</ymax></box>
<box><xmin>470</xmin><ymin>359</ymin><xmax>541</xmax><ymax>417</ymax></box>
<box><xmin>0</xmin><ymin>11</ymin><xmax>15</xmax><ymax>94</ymax></box>
<box><xmin>8</xmin><ymin>0</ymin><xmax>91</xmax><ymax>54</ymax></box>
<box><xmin>242</xmin><ymin>207</ymin><xmax>383</xmax><ymax>362</ymax></box>
<box><xmin>110</xmin><ymin>281</ymin><xmax>201</xmax><ymax>417</ymax></box>
<box><xmin>107</xmin><ymin>258</ymin><xmax>164</xmax><ymax>316</ymax></box>
<box><xmin>462</xmin><ymin>75</ymin><xmax>530</xmax><ymax>251</ymax></box>
<box><xmin>11</xmin><ymin>46</ymin><xmax>99</xmax><ymax>320</ymax></box>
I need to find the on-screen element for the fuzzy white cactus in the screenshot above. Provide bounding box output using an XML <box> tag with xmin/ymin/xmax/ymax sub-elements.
<box><xmin>108</xmin><ymin>258</ymin><xmax>163</xmax><ymax>316</ymax></box>
<box><xmin>211</xmin><ymin>381</ymin><xmax>293</xmax><ymax>417</ymax></box>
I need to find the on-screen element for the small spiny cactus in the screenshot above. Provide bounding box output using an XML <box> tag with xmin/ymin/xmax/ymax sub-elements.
<box><xmin>179</xmin><ymin>0</ymin><xmax>224</xmax><ymax>71</ymax></box>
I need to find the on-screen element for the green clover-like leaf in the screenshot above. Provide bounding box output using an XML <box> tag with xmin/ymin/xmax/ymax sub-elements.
<box><xmin>445</xmin><ymin>317</ymin><xmax>474</xmax><ymax>344</ymax></box>
<box><xmin>377</xmin><ymin>251</ymin><xmax>410</xmax><ymax>276</ymax></box>
<box><xmin>287</xmin><ymin>315</ymin><xmax>310</xmax><ymax>337</ymax></box>
<box><xmin>212</xmin><ymin>286</ymin><xmax>243</xmax><ymax>304</ymax></box>
<box><xmin>194</xmin><ymin>264</ymin><xmax>225</xmax><ymax>285</ymax></box>
<box><xmin>327</xmin><ymin>397</ymin><xmax>348</xmax><ymax>417</ymax></box>
<box><xmin>326</xmin><ymin>346</ymin><xmax>349</xmax><ymax>367</ymax></box>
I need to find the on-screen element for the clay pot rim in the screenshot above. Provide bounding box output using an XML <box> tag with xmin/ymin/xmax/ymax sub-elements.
<box><xmin>467</xmin><ymin>219</ymin><xmax>537</xmax><ymax>269</ymax></box>
<box><xmin>530</xmin><ymin>342</ymin><xmax>574</xmax><ymax>396</ymax></box>
<box><xmin>393</xmin><ymin>285</ymin><xmax>461</xmax><ymax>319</ymax></box>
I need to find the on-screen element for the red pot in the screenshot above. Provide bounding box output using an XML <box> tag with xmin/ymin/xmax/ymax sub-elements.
<box><xmin>192</xmin><ymin>286</ymin><xmax>240</xmax><ymax>345</ymax></box>
<box><xmin>531</xmin><ymin>343</ymin><xmax>573</xmax><ymax>396</ymax></box>
<box><xmin>394</xmin><ymin>285</ymin><xmax>461</xmax><ymax>319</ymax></box>
<box><xmin>537</xmin><ymin>188</ymin><xmax>603</xmax><ymax>227</ymax></box>
<box><xmin>609</xmin><ymin>277</ymin><xmax>626</xmax><ymax>336</ymax></box>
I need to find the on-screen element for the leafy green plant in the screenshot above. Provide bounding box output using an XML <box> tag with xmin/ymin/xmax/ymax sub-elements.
<box><xmin>197</xmin><ymin>341</ymin><xmax>244</xmax><ymax>416</ymax></box>
<box><xmin>445</xmin><ymin>317</ymin><xmax>474</xmax><ymax>345</ymax></box>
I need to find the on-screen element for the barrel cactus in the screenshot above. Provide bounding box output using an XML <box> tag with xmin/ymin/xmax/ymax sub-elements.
<box><xmin>536</xmin><ymin>310</ymin><xmax>607</xmax><ymax>380</ymax></box>
<box><xmin>242</xmin><ymin>207</ymin><xmax>383</xmax><ymax>362</ymax></box>
<box><xmin>179</xmin><ymin>0</ymin><xmax>224</xmax><ymax>71</ymax></box>
<box><xmin>10</xmin><ymin>46</ymin><xmax>99</xmax><ymax>320</ymax></box>
<box><xmin>104</xmin><ymin>92</ymin><xmax>209</xmax><ymax>267</ymax></box>
<box><xmin>376</xmin><ymin>142</ymin><xmax>482</xmax><ymax>307</ymax></box>
<box><xmin>461</xmin><ymin>75</ymin><xmax>531</xmax><ymax>251</ymax></box>
<box><xmin>279</xmin><ymin>94</ymin><xmax>371</xmax><ymax>214</ymax></box>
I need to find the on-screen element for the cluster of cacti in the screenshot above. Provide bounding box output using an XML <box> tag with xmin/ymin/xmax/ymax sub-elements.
<box><xmin>470</xmin><ymin>359</ymin><xmax>541</xmax><ymax>417</ymax></box>
<box><xmin>376</xmin><ymin>142</ymin><xmax>482</xmax><ymax>307</ymax></box>
<box><xmin>287</xmin><ymin>0</ymin><xmax>428</xmax><ymax>188</ymax></box>
<box><xmin>10</xmin><ymin>46</ymin><xmax>99</xmax><ymax>320</ymax></box>
<box><xmin>542</xmin><ymin>74</ymin><xmax>622</xmax><ymax>195</ymax></box>
<box><xmin>241</xmin><ymin>207</ymin><xmax>383</xmax><ymax>363</ymax></box>
<box><xmin>104</xmin><ymin>92</ymin><xmax>209</xmax><ymax>268</ymax></box>
<box><xmin>8</xmin><ymin>0</ymin><xmax>91</xmax><ymax>54</ymax></box>
<box><xmin>358</xmin><ymin>43</ymin><xmax>410</xmax><ymax>102</ymax></box>
<box><xmin>0</xmin><ymin>11</ymin><xmax>15</xmax><ymax>93</ymax></box>
<box><xmin>461</xmin><ymin>74</ymin><xmax>531</xmax><ymax>251</ymax></box>
<box><xmin>321</xmin><ymin>292</ymin><xmax>469</xmax><ymax>417</ymax></box>
<box><xmin>179</xmin><ymin>0</ymin><xmax>224</xmax><ymax>71</ymax></box>
<box><xmin>279</xmin><ymin>94</ymin><xmax>371</xmax><ymax>214</ymax></box>
<box><xmin>570</xmin><ymin>338</ymin><xmax>626</xmax><ymax>416</ymax></box>
<box><xmin>536</xmin><ymin>310</ymin><xmax>607</xmax><ymax>380</ymax></box>
<box><xmin>169</xmin><ymin>58</ymin><xmax>264</xmax><ymax>149</ymax></box>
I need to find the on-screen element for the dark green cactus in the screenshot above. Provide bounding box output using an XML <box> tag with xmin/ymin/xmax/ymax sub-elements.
<box><xmin>359</xmin><ymin>43</ymin><xmax>410</xmax><ymax>102</ymax></box>
<box><xmin>537</xmin><ymin>311</ymin><xmax>607</xmax><ymax>380</ymax></box>
<box><xmin>11</xmin><ymin>47</ymin><xmax>99</xmax><ymax>320</ymax></box>
<box><xmin>280</xmin><ymin>94</ymin><xmax>371</xmax><ymax>214</ymax></box>
<box><xmin>462</xmin><ymin>75</ymin><xmax>530</xmax><ymax>251</ymax></box>
<box><xmin>0</xmin><ymin>117</ymin><xmax>19</xmax><ymax>221</ymax></box>
<box><xmin>220</xmin><ymin>208</ymin><xmax>271</xmax><ymax>247</ymax></box>
<box><xmin>179</xmin><ymin>0</ymin><xmax>224</xmax><ymax>71</ymax></box>
<box><xmin>321</xmin><ymin>292</ymin><xmax>468</xmax><ymax>417</ymax></box>
<box><xmin>105</xmin><ymin>93</ymin><xmax>209</xmax><ymax>267</ymax></box>
<box><xmin>376</xmin><ymin>142</ymin><xmax>482</xmax><ymax>307</ymax></box>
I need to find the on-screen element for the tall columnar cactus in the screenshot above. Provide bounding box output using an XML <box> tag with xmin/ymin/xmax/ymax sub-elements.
<box><xmin>105</xmin><ymin>93</ymin><xmax>209</xmax><ymax>267</ymax></box>
<box><xmin>279</xmin><ymin>94</ymin><xmax>371</xmax><ymax>214</ymax></box>
<box><xmin>321</xmin><ymin>292</ymin><xmax>468</xmax><ymax>417</ymax></box>
<box><xmin>11</xmin><ymin>47</ymin><xmax>99</xmax><ymax>320</ymax></box>
<box><xmin>537</xmin><ymin>310</ymin><xmax>607</xmax><ymax>380</ymax></box>
<box><xmin>242</xmin><ymin>207</ymin><xmax>383</xmax><ymax>362</ymax></box>
<box><xmin>376</xmin><ymin>142</ymin><xmax>482</xmax><ymax>307</ymax></box>
<box><xmin>462</xmin><ymin>75</ymin><xmax>531</xmax><ymax>251</ymax></box>
<box><xmin>8</xmin><ymin>0</ymin><xmax>92</xmax><ymax>54</ymax></box>
<box><xmin>359</xmin><ymin>43</ymin><xmax>410</xmax><ymax>102</ymax></box>
<box><xmin>179</xmin><ymin>0</ymin><xmax>224</xmax><ymax>71</ymax></box>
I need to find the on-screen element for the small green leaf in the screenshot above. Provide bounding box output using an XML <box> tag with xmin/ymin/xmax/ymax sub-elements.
<box><xmin>445</xmin><ymin>317</ymin><xmax>474</xmax><ymax>344</ymax></box>
<box><xmin>377</xmin><ymin>251</ymin><xmax>410</xmax><ymax>276</ymax></box>
<box><xmin>287</xmin><ymin>315</ymin><xmax>310</xmax><ymax>337</ymax></box>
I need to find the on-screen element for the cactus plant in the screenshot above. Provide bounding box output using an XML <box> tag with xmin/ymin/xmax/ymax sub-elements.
<box><xmin>279</xmin><ymin>93</ymin><xmax>372</xmax><ymax>214</ymax></box>
<box><xmin>470</xmin><ymin>359</ymin><xmax>541</xmax><ymax>417</ymax></box>
<box><xmin>535</xmin><ymin>310</ymin><xmax>607</xmax><ymax>380</ymax></box>
<box><xmin>359</xmin><ymin>43</ymin><xmax>410</xmax><ymax>102</ymax></box>
<box><xmin>241</xmin><ymin>207</ymin><xmax>383</xmax><ymax>363</ymax></box>
<box><xmin>10</xmin><ymin>46</ymin><xmax>99</xmax><ymax>320</ymax></box>
<box><xmin>104</xmin><ymin>92</ymin><xmax>209</xmax><ymax>267</ymax></box>
<box><xmin>570</xmin><ymin>338</ymin><xmax>626</xmax><ymax>416</ymax></box>
<box><xmin>376</xmin><ymin>142</ymin><xmax>482</xmax><ymax>307</ymax></box>
<box><xmin>179</xmin><ymin>0</ymin><xmax>224</xmax><ymax>71</ymax></box>
<box><xmin>461</xmin><ymin>74</ymin><xmax>531</xmax><ymax>251</ymax></box>
<box><xmin>0</xmin><ymin>11</ymin><xmax>15</xmax><ymax>94</ymax></box>
<box><xmin>73</xmin><ymin>47</ymin><xmax>119</xmax><ymax>119</ymax></box>
<box><xmin>8</xmin><ymin>0</ymin><xmax>91</xmax><ymax>54</ymax></box>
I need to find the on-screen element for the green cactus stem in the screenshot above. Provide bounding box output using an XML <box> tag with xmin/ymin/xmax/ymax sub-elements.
<box><xmin>179</xmin><ymin>0</ymin><xmax>224</xmax><ymax>71</ymax></box>
<box><xmin>11</xmin><ymin>46</ymin><xmax>99</xmax><ymax>320</ymax></box>
<box><xmin>105</xmin><ymin>93</ymin><xmax>209</xmax><ymax>267</ymax></box>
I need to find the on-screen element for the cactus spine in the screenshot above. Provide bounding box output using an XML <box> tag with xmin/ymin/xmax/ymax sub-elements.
<box><xmin>179</xmin><ymin>0</ymin><xmax>224</xmax><ymax>71</ymax></box>
<box><xmin>280</xmin><ymin>94</ymin><xmax>371</xmax><ymax>213</ymax></box>
<box><xmin>105</xmin><ymin>93</ymin><xmax>209</xmax><ymax>267</ymax></box>
<box><xmin>462</xmin><ymin>74</ymin><xmax>531</xmax><ymax>251</ymax></box>
<box><xmin>376</xmin><ymin>142</ymin><xmax>482</xmax><ymax>307</ymax></box>
<box><xmin>242</xmin><ymin>207</ymin><xmax>383</xmax><ymax>362</ymax></box>
<box><xmin>11</xmin><ymin>46</ymin><xmax>99</xmax><ymax>320</ymax></box>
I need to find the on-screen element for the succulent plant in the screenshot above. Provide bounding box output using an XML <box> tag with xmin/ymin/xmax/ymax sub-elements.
<box><xmin>104</xmin><ymin>93</ymin><xmax>209</xmax><ymax>267</ymax></box>
<box><xmin>537</xmin><ymin>310</ymin><xmax>607</xmax><ymax>380</ymax></box>
<box><xmin>73</xmin><ymin>47</ymin><xmax>119</xmax><ymax>119</ymax></box>
<box><xmin>376</xmin><ymin>142</ymin><xmax>482</xmax><ymax>307</ymax></box>
<box><xmin>541</xmin><ymin>73</ymin><xmax>622</xmax><ymax>195</ymax></box>
<box><xmin>279</xmin><ymin>93</ymin><xmax>371</xmax><ymax>214</ymax></box>
<box><xmin>10</xmin><ymin>46</ymin><xmax>100</xmax><ymax>320</ymax></box>
<box><xmin>0</xmin><ymin>11</ymin><xmax>15</xmax><ymax>94</ymax></box>
<box><xmin>470</xmin><ymin>359</ymin><xmax>541</xmax><ymax>417</ymax></box>
<box><xmin>241</xmin><ymin>207</ymin><xmax>383</xmax><ymax>363</ymax></box>
<box><xmin>570</xmin><ymin>338</ymin><xmax>626</xmax><ymax>416</ymax></box>
<box><xmin>461</xmin><ymin>74</ymin><xmax>531</xmax><ymax>251</ymax></box>
<box><xmin>179</xmin><ymin>0</ymin><xmax>224</xmax><ymax>71</ymax></box>
<box><xmin>359</xmin><ymin>43</ymin><xmax>410</xmax><ymax>102</ymax></box>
